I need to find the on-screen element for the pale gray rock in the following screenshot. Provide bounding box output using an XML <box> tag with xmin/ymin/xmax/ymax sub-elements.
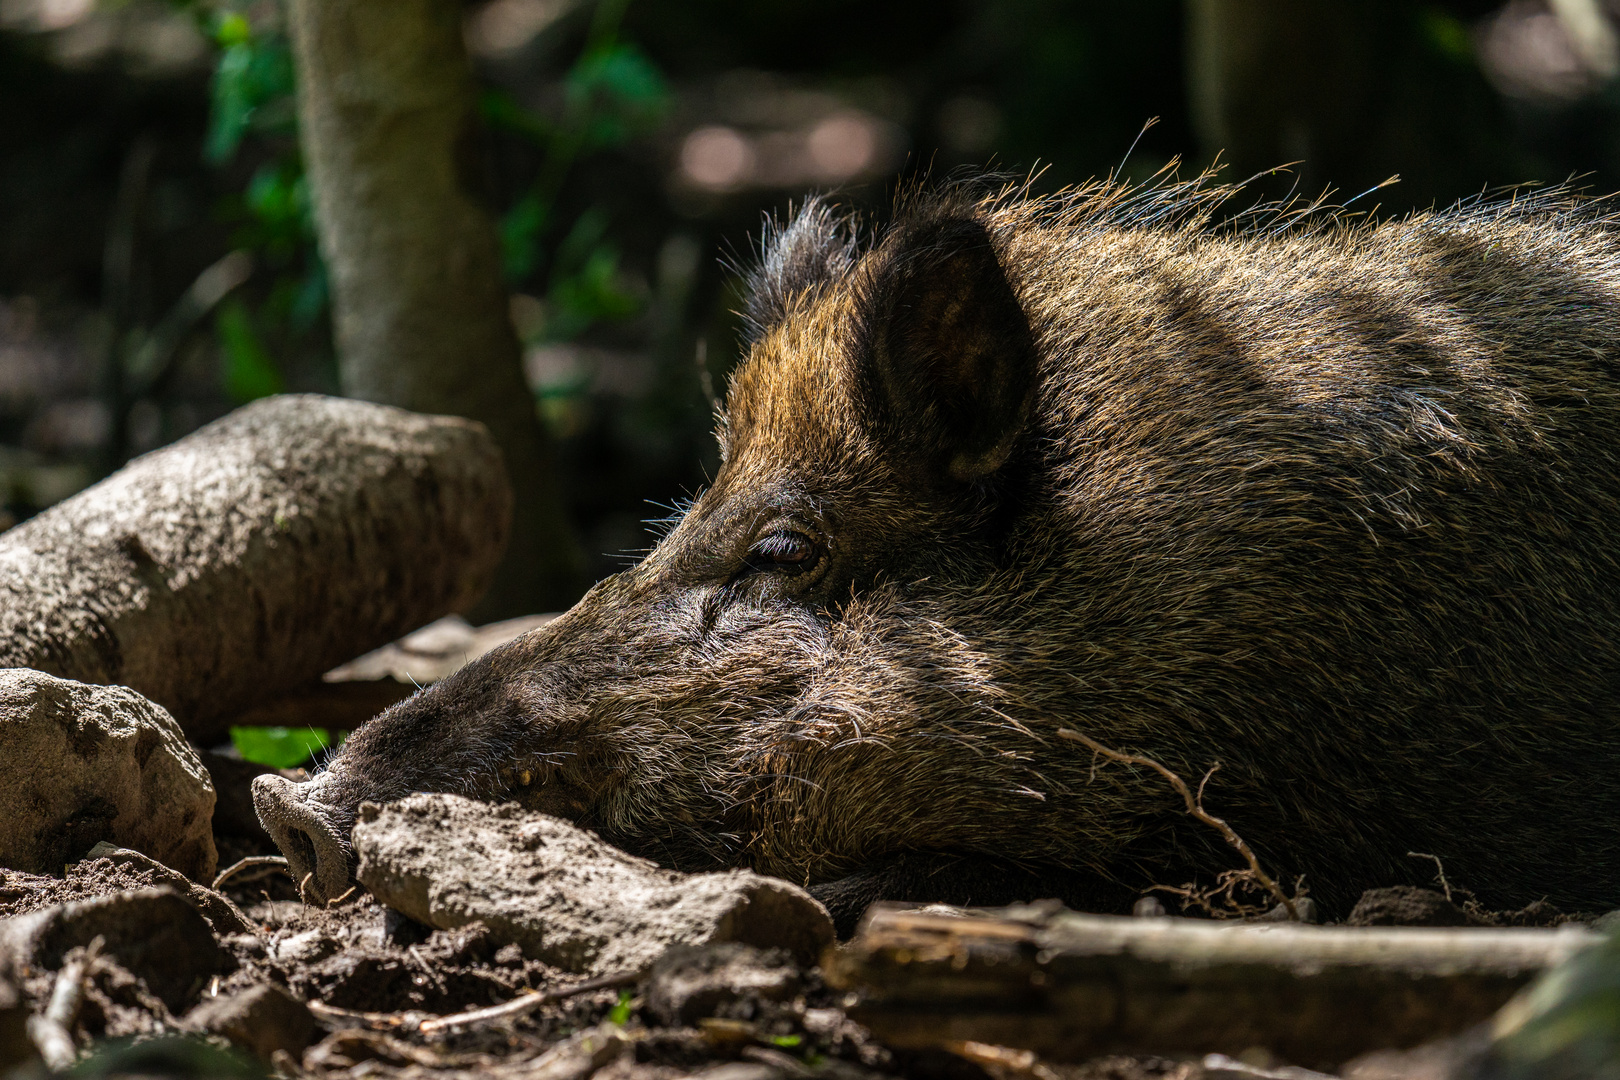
<box><xmin>353</xmin><ymin>793</ymin><xmax>834</xmax><ymax>976</ymax></box>
<box><xmin>0</xmin><ymin>394</ymin><xmax>511</xmax><ymax>745</ymax></box>
<box><xmin>0</xmin><ymin>671</ymin><xmax>216</xmax><ymax>881</ymax></box>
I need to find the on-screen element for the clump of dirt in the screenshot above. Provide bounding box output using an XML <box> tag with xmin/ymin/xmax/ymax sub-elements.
<box><xmin>0</xmin><ymin>865</ymin><xmax>164</xmax><ymax>919</ymax></box>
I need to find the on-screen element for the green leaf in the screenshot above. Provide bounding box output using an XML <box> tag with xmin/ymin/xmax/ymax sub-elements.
<box><xmin>770</xmin><ymin>1034</ymin><xmax>803</xmax><ymax>1049</ymax></box>
<box><xmin>216</xmin><ymin>299</ymin><xmax>283</xmax><ymax>402</ymax></box>
<box><xmin>501</xmin><ymin>193</ymin><xmax>551</xmax><ymax>283</ymax></box>
<box><xmin>566</xmin><ymin>43</ymin><xmax>668</xmax><ymax>150</ymax></box>
<box><xmin>231</xmin><ymin>726</ymin><xmax>331</xmax><ymax>769</ymax></box>
<box><xmin>205</xmin><ymin>22</ymin><xmax>296</xmax><ymax>165</ymax></box>
<box><xmin>607</xmin><ymin>989</ymin><xmax>633</xmax><ymax>1026</ymax></box>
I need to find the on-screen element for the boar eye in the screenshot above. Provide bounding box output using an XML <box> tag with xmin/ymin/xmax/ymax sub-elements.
<box><xmin>743</xmin><ymin>531</ymin><xmax>821</xmax><ymax>576</ymax></box>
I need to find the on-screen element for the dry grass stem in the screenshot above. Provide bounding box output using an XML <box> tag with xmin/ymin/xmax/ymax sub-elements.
<box><xmin>1057</xmin><ymin>727</ymin><xmax>1299</xmax><ymax>920</ymax></box>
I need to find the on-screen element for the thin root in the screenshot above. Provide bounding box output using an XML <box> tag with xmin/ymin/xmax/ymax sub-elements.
<box><xmin>212</xmin><ymin>855</ymin><xmax>290</xmax><ymax>891</ymax></box>
<box><xmin>1057</xmin><ymin>727</ymin><xmax>1299</xmax><ymax>921</ymax></box>
<box><xmin>1407</xmin><ymin>851</ymin><xmax>1453</xmax><ymax>902</ymax></box>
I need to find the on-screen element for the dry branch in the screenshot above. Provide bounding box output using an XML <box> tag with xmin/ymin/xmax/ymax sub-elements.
<box><xmin>26</xmin><ymin>936</ymin><xmax>102</xmax><ymax>1071</ymax></box>
<box><xmin>825</xmin><ymin>904</ymin><xmax>1600</xmax><ymax>1070</ymax></box>
<box><xmin>1057</xmin><ymin>728</ymin><xmax>1298</xmax><ymax>919</ymax></box>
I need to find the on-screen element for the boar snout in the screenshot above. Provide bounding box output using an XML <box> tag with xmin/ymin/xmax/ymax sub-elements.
<box><xmin>252</xmin><ymin>773</ymin><xmax>353</xmax><ymax>903</ymax></box>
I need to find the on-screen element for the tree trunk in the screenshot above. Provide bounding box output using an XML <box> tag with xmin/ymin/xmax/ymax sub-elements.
<box><xmin>286</xmin><ymin>0</ymin><xmax>583</xmax><ymax>619</ymax></box>
<box><xmin>0</xmin><ymin>395</ymin><xmax>510</xmax><ymax>746</ymax></box>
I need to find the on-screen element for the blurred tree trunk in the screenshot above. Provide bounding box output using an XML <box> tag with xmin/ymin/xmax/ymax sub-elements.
<box><xmin>1186</xmin><ymin>0</ymin><xmax>1513</xmax><ymax>211</ymax></box>
<box><xmin>287</xmin><ymin>0</ymin><xmax>583</xmax><ymax>619</ymax></box>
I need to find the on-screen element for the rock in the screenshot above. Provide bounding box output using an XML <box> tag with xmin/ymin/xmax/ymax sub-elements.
<box><xmin>0</xmin><ymin>887</ymin><xmax>230</xmax><ymax>1013</ymax></box>
<box><xmin>353</xmin><ymin>794</ymin><xmax>835</xmax><ymax>976</ymax></box>
<box><xmin>75</xmin><ymin>844</ymin><xmax>252</xmax><ymax>935</ymax></box>
<box><xmin>645</xmin><ymin>943</ymin><xmax>802</xmax><ymax>1026</ymax></box>
<box><xmin>0</xmin><ymin>670</ymin><xmax>216</xmax><ymax>881</ymax></box>
<box><xmin>0</xmin><ymin>394</ymin><xmax>512</xmax><ymax>746</ymax></box>
<box><xmin>185</xmin><ymin>983</ymin><xmax>316</xmax><ymax>1061</ymax></box>
<box><xmin>1349</xmin><ymin>886</ymin><xmax>1469</xmax><ymax>927</ymax></box>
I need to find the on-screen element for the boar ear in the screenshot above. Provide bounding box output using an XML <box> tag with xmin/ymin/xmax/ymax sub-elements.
<box><xmin>743</xmin><ymin>198</ymin><xmax>858</xmax><ymax>345</ymax></box>
<box><xmin>863</xmin><ymin>214</ymin><xmax>1038</xmax><ymax>484</ymax></box>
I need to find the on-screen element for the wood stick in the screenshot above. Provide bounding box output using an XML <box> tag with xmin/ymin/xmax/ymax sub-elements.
<box><xmin>26</xmin><ymin>936</ymin><xmax>103</xmax><ymax>1071</ymax></box>
<box><xmin>416</xmin><ymin>970</ymin><xmax>639</xmax><ymax>1035</ymax></box>
<box><xmin>825</xmin><ymin>904</ymin><xmax>1599</xmax><ymax>1070</ymax></box>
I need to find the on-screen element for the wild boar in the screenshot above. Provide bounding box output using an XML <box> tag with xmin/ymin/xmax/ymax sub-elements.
<box><xmin>256</xmin><ymin>179</ymin><xmax>1620</xmax><ymax>926</ymax></box>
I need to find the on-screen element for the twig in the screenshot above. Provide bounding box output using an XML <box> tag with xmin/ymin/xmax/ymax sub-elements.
<box><xmin>326</xmin><ymin>886</ymin><xmax>359</xmax><ymax>908</ymax></box>
<box><xmin>298</xmin><ymin>871</ymin><xmax>315</xmax><ymax>905</ymax></box>
<box><xmin>212</xmin><ymin>855</ymin><xmax>290</xmax><ymax>891</ymax></box>
<box><xmin>1057</xmin><ymin>728</ymin><xmax>1298</xmax><ymax>920</ymax></box>
<box><xmin>26</xmin><ymin>936</ymin><xmax>103</xmax><ymax>1070</ymax></box>
<box><xmin>1408</xmin><ymin>851</ymin><xmax>1453</xmax><ymax>902</ymax></box>
<box><xmin>305</xmin><ymin>1000</ymin><xmax>426</xmax><ymax>1029</ymax></box>
<box><xmin>417</xmin><ymin>969</ymin><xmax>641</xmax><ymax>1035</ymax></box>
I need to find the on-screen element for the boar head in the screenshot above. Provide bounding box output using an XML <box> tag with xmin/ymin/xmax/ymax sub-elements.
<box><xmin>253</xmin><ymin>198</ymin><xmax>1080</xmax><ymax>905</ymax></box>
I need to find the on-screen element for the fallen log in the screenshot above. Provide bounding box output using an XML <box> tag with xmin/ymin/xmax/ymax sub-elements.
<box><xmin>824</xmin><ymin>904</ymin><xmax>1601</xmax><ymax>1071</ymax></box>
<box><xmin>0</xmin><ymin>395</ymin><xmax>510</xmax><ymax>745</ymax></box>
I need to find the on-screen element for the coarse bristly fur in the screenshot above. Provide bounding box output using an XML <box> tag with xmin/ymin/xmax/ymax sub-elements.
<box><xmin>260</xmin><ymin>171</ymin><xmax>1620</xmax><ymax>929</ymax></box>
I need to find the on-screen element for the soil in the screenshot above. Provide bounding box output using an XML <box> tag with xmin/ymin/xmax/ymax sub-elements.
<box><xmin>0</xmin><ymin>763</ymin><xmax>1603</xmax><ymax>1080</ymax></box>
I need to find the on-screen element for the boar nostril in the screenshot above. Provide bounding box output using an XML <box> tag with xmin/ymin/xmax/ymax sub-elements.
<box><xmin>283</xmin><ymin>828</ymin><xmax>318</xmax><ymax>883</ymax></box>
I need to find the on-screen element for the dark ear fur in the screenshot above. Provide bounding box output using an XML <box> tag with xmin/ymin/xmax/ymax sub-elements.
<box><xmin>861</xmin><ymin>211</ymin><xmax>1038</xmax><ymax>484</ymax></box>
<box><xmin>744</xmin><ymin>198</ymin><xmax>857</xmax><ymax>344</ymax></box>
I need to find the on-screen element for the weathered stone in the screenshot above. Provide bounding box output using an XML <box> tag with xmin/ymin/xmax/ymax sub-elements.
<box><xmin>0</xmin><ymin>671</ymin><xmax>216</xmax><ymax>881</ymax></box>
<box><xmin>0</xmin><ymin>394</ymin><xmax>511</xmax><ymax>745</ymax></box>
<box><xmin>353</xmin><ymin>794</ymin><xmax>834</xmax><ymax>976</ymax></box>
<box><xmin>645</xmin><ymin>943</ymin><xmax>802</xmax><ymax>1026</ymax></box>
<box><xmin>0</xmin><ymin>887</ymin><xmax>230</xmax><ymax>1013</ymax></box>
<box><xmin>185</xmin><ymin>983</ymin><xmax>316</xmax><ymax>1061</ymax></box>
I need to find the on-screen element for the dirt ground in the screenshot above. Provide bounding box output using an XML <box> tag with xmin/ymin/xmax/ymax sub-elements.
<box><xmin>0</xmin><ymin>759</ymin><xmax>1601</xmax><ymax>1080</ymax></box>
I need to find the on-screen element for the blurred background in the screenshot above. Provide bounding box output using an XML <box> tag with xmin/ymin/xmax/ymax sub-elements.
<box><xmin>1</xmin><ymin>0</ymin><xmax>1618</xmax><ymax>591</ymax></box>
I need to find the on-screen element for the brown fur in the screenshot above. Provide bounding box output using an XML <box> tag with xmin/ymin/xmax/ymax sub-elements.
<box><xmin>266</xmin><ymin>175</ymin><xmax>1620</xmax><ymax>921</ymax></box>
